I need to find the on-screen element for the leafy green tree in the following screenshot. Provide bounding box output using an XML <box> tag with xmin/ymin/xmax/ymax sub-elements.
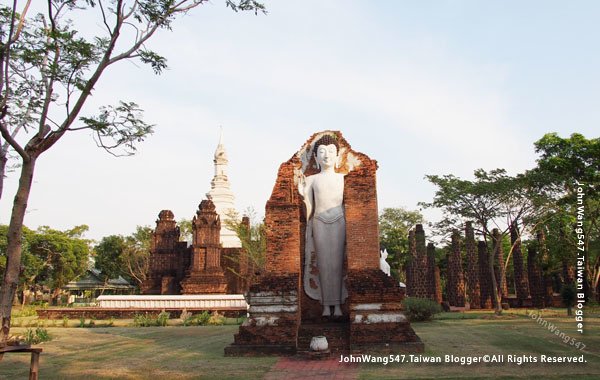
<box><xmin>178</xmin><ymin>218</ymin><xmax>193</xmax><ymax>243</ymax></box>
<box><xmin>1</xmin><ymin>224</ymin><xmax>90</xmax><ymax>305</ymax></box>
<box><xmin>223</xmin><ymin>208</ymin><xmax>266</xmax><ymax>288</ymax></box>
<box><xmin>378</xmin><ymin>207</ymin><xmax>424</xmax><ymax>281</ymax></box>
<box><xmin>532</xmin><ymin>133</ymin><xmax>600</xmax><ymax>300</ymax></box>
<box><xmin>122</xmin><ymin>226</ymin><xmax>152</xmax><ymax>286</ymax></box>
<box><xmin>94</xmin><ymin>235</ymin><xmax>127</xmax><ymax>284</ymax></box>
<box><xmin>94</xmin><ymin>225</ymin><xmax>152</xmax><ymax>287</ymax></box>
<box><xmin>0</xmin><ymin>0</ymin><xmax>265</xmax><ymax>343</ymax></box>
<box><xmin>28</xmin><ymin>226</ymin><xmax>90</xmax><ymax>304</ymax></box>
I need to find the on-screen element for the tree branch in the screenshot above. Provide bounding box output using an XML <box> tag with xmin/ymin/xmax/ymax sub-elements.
<box><xmin>98</xmin><ymin>0</ymin><xmax>113</xmax><ymax>37</ymax></box>
<box><xmin>0</xmin><ymin>120</ymin><xmax>27</xmax><ymax>160</ymax></box>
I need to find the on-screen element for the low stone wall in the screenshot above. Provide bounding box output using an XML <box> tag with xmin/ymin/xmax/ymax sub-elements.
<box><xmin>38</xmin><ymin>307</ymin><xmax>246</xmax><ymax>319</ymax></box>
<box><xmin>96</xmin><ymin>294</ymin><xmax>247</xmax><ymax>309</ymax></box>
<box><xmin>38</xmin><ymin>295</ymin><xmax>249</xmax><ymax>319</ymax></box>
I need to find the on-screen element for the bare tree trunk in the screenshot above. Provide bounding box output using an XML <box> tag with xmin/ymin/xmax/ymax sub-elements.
<box><xmin>0</xmin><ymin>153</ymin><xmax>6</xmax><ymax>200</ymax></box>
<box><xmin>0</xmin><ymin>158</ymin><xmax>36</xmax><ymax>346</ymax></box>
<box><xmin>488</xmin><ymin>246</ymin><xmax>502</xmax><ymax>315</ymax></box>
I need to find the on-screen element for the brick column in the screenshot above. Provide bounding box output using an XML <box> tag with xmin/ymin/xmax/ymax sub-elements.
<box><xmin>492</xmin><ymin>228</ymin><xmax>508</xmax><ymax>298</ymax></box>
<box><xmin>427</xmin><ymin>243</ymin><xmax>442</xmax><ymax>303</ymax></box>
<box><xmin>412</xmin><ymin>225</ymin><xmax>429</xmax><ymax>299</ymax></box>
<box><xmin>464</xmin><ymin>222</ymin><xmax>480</xmax><ymax>309</ymax></box>
<box><xmin>406</xmin><ymin>229</ymin><xmax>416</xmax><ymax>297</ymax></box>
<box><xmin>446</xmin><ymin>230</ymin><xmax>465</xmax><ymax>307</ymax></box>
<box><xmin>478</xmin><ymin>241</ymin><xmax>493</xmax><ymax>308</ymax></box>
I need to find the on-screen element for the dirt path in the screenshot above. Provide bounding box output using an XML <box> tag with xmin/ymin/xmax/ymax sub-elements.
<box><xmin>263</xmin><ymin>357</ymin><xmax>359</xmax><ymax>380</ymax></box>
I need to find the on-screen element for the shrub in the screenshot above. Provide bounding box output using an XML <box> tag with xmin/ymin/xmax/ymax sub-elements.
<box><xmin>156</xmin><ymin>311</ymin><xmax>170</xmax><ymax>327</ymax></box>
<box><xmin>133</xmin><ymin>313</ymin><xmax>153</xmax><ymax>327</ymax></box>
<box><xmin>12</xmin><ymin>306</ymin><xmax>38</xmax><ymax>318</ymax></box>
<box><xmin>180</xmin><ymin>309</ymin><xmax>194</xmax><ymax>326</ymax></box>
<box><xmin>403</xmin><ymin>297</ymin><xmax>442</xmax><ymax>322</ymax></box>
<box><xmin>207</xmin><ymin>311</ymin><xmax>225</xmax><ymax>326</ymax></box>
<box><xmin>78</xmin><ymin>317</ymin><xmax>86</xmax><ymax>328</ymax></box>
<box><xmin>25</xmin><ymin>328</ymin><xmax>52</xmax><ymax>344</ymax></box>
<box><xmin>133</xmin><ymin>312</ymin><xmax>170</xmax><ymax>327</ymax></box>
<box><xmin>195</xmin><ymin>311</ymin><xmax>211</xmax><ymax>326</ymax></box>
<box><xmin>62</xmin><ymin>316</ymin><xmax>69</xmax><ymax>327</ymax></box>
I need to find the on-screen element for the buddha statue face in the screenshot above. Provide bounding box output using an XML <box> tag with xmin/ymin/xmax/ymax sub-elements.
<box><xmin>315</xmin><ymin>144</ymin><xmax>338</xmax><ymax>170</ymax></box>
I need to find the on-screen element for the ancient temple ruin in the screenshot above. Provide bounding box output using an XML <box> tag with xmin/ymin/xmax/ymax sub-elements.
<box><xmin>405</xmin><ymin>222</ymin><xmax>566</xmax><ymax>310</ymax></box>
<box><xmin>225</xmin><ymin>130</ymin><xmax>423</xmax><ymax>356</ymax></box>
<box><xmin>141</xmin><ymin>133</ymin><xmax>247</xmax><ymax>295</ymax></box>
<box><xmin>141</xmin><ymin>202</ymin><xmax>247</xmax><ymax>295</ymax></box>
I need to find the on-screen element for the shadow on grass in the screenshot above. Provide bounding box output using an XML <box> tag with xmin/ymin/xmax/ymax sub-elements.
<box><xmin>1</xmin><ymin>325</ymin><xmax>277</xmax><ymax>380</ymax></box>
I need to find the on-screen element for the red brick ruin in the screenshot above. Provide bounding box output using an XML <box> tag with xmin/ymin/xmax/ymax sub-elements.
<box><xmin>446</xmin><ymin>230</ymin><xmax>465</xmax><ymax>307</ymax></box>
<box><xmin>404</xmin><ymin>222</ymin><xmax>568</xmax><ymax>310</ymax></box>
<box><xmin>478</xmin><ymin>240</ymin><xmax>493</xmax><ymax>308</ymax></box>
<box><xmin>225</xmin><ymin>130</ymin><xmax>423</xmax><ymax>356</ymax></box>
<box><xmin>406</xmin><ymin>225</ymin><xmax>442</xmax><ymax>302</ymax></box>
<box><xmin>464</xmin><ymin>222</ymin><xmax>481</xmax><ymax>309</ymax></box>
<box><xmin>141</xmin><ymin>202</ymin><xmax>247</xmax><ymax>295</ymax></box>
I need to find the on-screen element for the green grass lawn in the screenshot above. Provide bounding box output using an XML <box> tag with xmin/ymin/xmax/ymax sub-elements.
<box><xmin>0</xmin><ymin>309</ymin><xmax>598</xmax><ymax>379</ymax></box>
<box><xmin>361</xmin><ymin>312</ymin><xmax>600</xmax><ymax>380</ymax></box>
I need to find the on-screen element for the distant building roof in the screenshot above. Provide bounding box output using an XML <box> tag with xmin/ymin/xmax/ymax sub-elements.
<box><xmin>64</xmin><ymin>269</ymin><xmax>135</xmax><ymax>290</ymax></box>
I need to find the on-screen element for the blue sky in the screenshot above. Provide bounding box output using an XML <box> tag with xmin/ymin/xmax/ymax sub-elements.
<box><xmin>0</xmin><ymin>1</ymin><xmax>598</xmax><ymax>241</ymax></box>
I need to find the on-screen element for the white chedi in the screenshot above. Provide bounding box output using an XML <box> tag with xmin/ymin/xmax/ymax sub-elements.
<box><xmin>206</xmin><ymin>129</ymin><xmax>241</xmax><ymax>248</ymax></box>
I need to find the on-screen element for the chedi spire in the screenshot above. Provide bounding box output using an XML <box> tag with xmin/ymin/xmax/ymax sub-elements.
<box><xmin>206</xmin><ymin>128</ymin><xmax>241</xmax><ymax>248</ymax></box>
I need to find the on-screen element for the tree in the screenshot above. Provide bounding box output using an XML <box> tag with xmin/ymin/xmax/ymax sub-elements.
<box><xmin>121</xmin><ymin>225</ymin><xmax>152</xmax><ymax>286</ymax></box>
<box><xmin>223</xmin><ymin>208</ymin><xmax>266</xmax><ymax>288</ymax></box>
<box><xmin>0</xmin><ymin>0</ymin><xmax>266</xmax><ymax>344</ymax></box>
<box><xmin>94</xmin><ymin>235</ymin><xmax>126</xmax><ymax>283</ymax></box>
<box><xmin>532</xmin><ymin>133</ymin><xmax>600</xmax><ymax>300</ymax></box>
<box><xmin>28</xmin><ymin>225</ymin><xmax>90</xmax><ymax>304</ymax></box>
<box><xmin>421</xmin><ymin>169</ymin><xmax>547</xmax><ymax>315</ymax></box>
<box><xmin>378</xmin><ymin>207</ymin><xmax>423</xmax><ymax>281</ymax></box>
<box><xmin>177</xmin><ymin>218</ymin><xmax>192</xmax><ymax>243</ymax></box>
<box><xmin>94</xmin><ymin>225</ymin><xmax>151</xmax><ymax>288</ymax></box>
<box><xmin>1</xmin><ymin>224</ymin><xmax>90</xmax><ymax>305</ymax></box>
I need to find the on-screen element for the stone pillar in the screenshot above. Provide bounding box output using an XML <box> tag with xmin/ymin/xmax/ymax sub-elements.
<box><xmin>492</xmin><ymin>229</ymin><xmax>508</xmax><ymax>298</ymax></box>
<box><xmin>412</xmin><ymin>224</ymin><xmax>429</xmax><ymax>299</ymax></box>
<box><xmin>406</xmin><ymin>229</ymin><xmax>417</xmax><ymax>297</ymax></box>
<box><xmin>344</xmin><ymin>157</ymin><xmax>380</xmax><ymax>271</ymax></box>
<box><xmin>446</xmin><ymin>230</ymin><xmax>466</xmax><ymax>307</ymax></box>
<box><xmin>510</xmin><ymin>222</ymin><xmax>529</xmax><ymax>305</ymax></box>
<box><xmin>478</xmin><ymin>241</ymin><xmax>493</xmax><ymax>309</ymax></box>
<box><xmin>427</xmin><ymin>243</ymin><xmax>442</xmax><ymax>303</ymax></box>
<box><xmin>464</xmin><ymin>222</ymin><xmax>481</xmax><ymax>309</ymax></box>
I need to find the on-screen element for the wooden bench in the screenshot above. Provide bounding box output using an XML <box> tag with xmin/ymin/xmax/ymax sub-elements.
<box><xmin>0</xmin><ymin>345</ymin><xmax>42</xmax><ymax>380</ymax></box>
